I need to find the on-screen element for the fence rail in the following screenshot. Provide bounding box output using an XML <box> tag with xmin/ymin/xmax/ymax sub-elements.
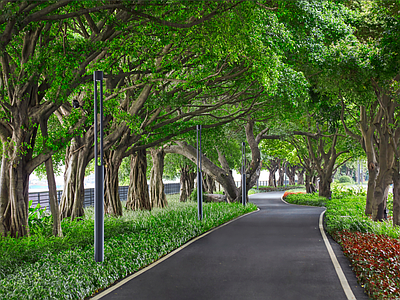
<box><xmin>235</xmin><ymin>181</ymin><xmax>269</xmax><ymax>188</ymax></box>
<box><xmin>29</xmin><ymin>183</ymin><xmax>181</xmax><ymax>211</ymax></box>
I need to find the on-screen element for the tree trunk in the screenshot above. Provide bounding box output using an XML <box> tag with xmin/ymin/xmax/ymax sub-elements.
<box><xmin>0</xmin><ymin>154</ymin><xmax>10</xmax><ymax>236</ymax></box>
<box><xmin>366</xmin><ymin>161</ymin><xmax>378</xmax><ymax>215</ymax></box>
<box><xmin>9</xmin><ymin>161</ymin><xmax>30</xmax><ymax>237</ymax></box>
<box><xmin>59</xmin><ymin>141</ymin><xmax>90</xmax><ymax>221</ymax></box>
<box><xmin>165</xmin><ymin>141</ymin><xmax>239</xmax><ymax>202</ymax></box>
<box><xmin>371</xmin><ymin>128</ymin><xmax>393</xmax><ymax>221</ymax></box>
<box><xmin>149</xmin><ymin>148</ymin><xmax>167</xmax><ymax>208</ymax></box>
<box><xmin>277</xmin><ymin>160</ymin><xmax>284</xmax><ymax>186</ymax></box>
<box><xmin>287</xmin><ymin>165</ymin><xmax>296</xmax><ymax>186</ymax></box>
<box><xmin>392</xmin><ymin>162</ymin><xmax>400</xmax><ymax>226</ymax></box>
<box><xmin>126</xmin><ymin>150</ymin><xmax>151</xmax><ymax>210</ymax></box>
<box><xmin>179</xmin><ymin>165</ymin><xmax>195</xmax><ymax>202</ymax></box>
<box><xmin>40</xmin><ymin>120</ymin><xmax>62</xmax><ymax>236</ymax></box>
<box><xmin>297</xmin><ymin>169</ymin><xmax>305</xmax><ymax>185</ymax></box>
<box><xmin>373</xmin><ymin>171</ymin><xmax>392</xmax><ymax>221</ymax></box>
<box><xmin>44</xmin><ymin>158</ymin><xmax>63</xmax><ymax>237</ymax></box>
<box><xmin>203</xmin><ymin>173</ymin><xmax>215</xmax><ymax>194</ymax></box>
<box><xmin>318</xmin><ymin>174</ymin><xmax>332</xmax><ymax>198</ymax></box>
<box><xmin>104</xmin><ymin>150</ymin><xmax>123</xmax><ymax>216</ymax></box>
<box><xmin>268</xmin><ymin>169</ymin><xmax>275</xmax><ymax>187</ymax></box>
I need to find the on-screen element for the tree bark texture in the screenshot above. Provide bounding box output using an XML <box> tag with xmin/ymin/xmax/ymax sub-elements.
<box><xmin>392</xmin><ymin>161</ymin><xmax>400</xmax><ymax>226</ymax></box>
<box><xmin>297</xmin><ymin>169</ymin><xmax>305</xmax><ymax>185</ymax></box>
<box><xmin>370</xmin><ymin>91</ymin><xmax>396</xmax><ymax>221</ymax></box>
<box><xmin>104</xmin><ymin>150</ymin><xmax>123</xmax><ymax>216</ymax></box>
<box><xmin>305</xmin><ymin>134</ymin><xmax>345</xmax><ymax>199</ymax></box>
<box><xmin>268</xmin><ymin>169</ymin><xmax>276</xmax><ymax>187</ymax></box>
<box><xmin>44</xmin><ymin>158</ymin><xmax>63</xmax><ymax>237</ymax></box>
<box><xmin>203</xmin><ymin>173</ymin><xmax>216</xmax><ymax>194</ymax></box>
<box><xmin>0</xmin><ymin>154</ymin><xmax>10</xmax><ymax>236</ymax></box>
<box><xmin>287</xmin><ymin>165</ymin><xmax>297</xmax><ymax>186</ymax></box>
<box><xmin>59</xmin><ymin>139</ymin><xmax>90</xmax><ymax>221</ymax></box>
<box><xmin>126</xmin><ymin>150</ymin><xmax>151</xmax><ymax>211</ymax></box>
<box><xmin>277</xmin><ymin>160</ymin><xmax>284</xmax><ymax>186</ymax></box>
<box><xmin>149</xmin><ymin>148</ymin><xmax>167</xmax><ymax>208</ymax></box>
<box><xmin>40</xmin><ymin>120</ymin><xmax>62</xmax><ymax>236</ymax></box>
<box><xmin>179</xmin><ymin>165</ymin><xmax>196</xmax><ymax>202</ymax></box>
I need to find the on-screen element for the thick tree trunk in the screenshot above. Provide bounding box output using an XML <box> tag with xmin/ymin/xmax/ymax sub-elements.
<box><xmin>305</xmin><ymin>172</ymin><xmax>316</xmax><ymax>193</ymax></box>
<box><xmin>371</xmin><ymin>129</ymin><xmax>393</xmax><ymax>221</ymax></box>
<box><xmin>59</xmin><ymin>142</ymin><xmax>90</xmax><ymax>221</ymax></box>
<box><xmin>366</xmin><ymin>161</ymin><xmax>378</xmax><ymax>215</ymax></box>
<box><xmin>179</xmin><ymin>165</ymin><xmax>195</xmax><ymax>202</ymax></box>
<box><xmin>297</xmin><ymin>169</ymin><xmax>305</xmax><ymax>185</ymax></box>
<box><xmin>44</xmin><ymin>157</ymin><xmax>63</xmax><ymax>237</ymax></box>
<box><xmin>0</xmin><ymin>156</ymin><xmax>29</xmax><ymax>238</ymax></box>
<box><xmin>286</xmin><ymin>165</ymin><xmax>297</xmax><ymax>186</ymax></box>
<box><xmin>0</xmin><ymin>154</ymin><xmax>10</xmax><ymax>236</ymax></box>
<box><xmin>9</xmin><ymin>162</ymin><xmax>30</xmax><ymax>237</ymax></box>
<box><xmin>149</xmin><ymin>148</ymin><xmax>167</xmax><ymax>208</ymax></box>
<box><xmin>126</xmin><ymin>150</ymin><xmax>151</xmax><ymax>210</ymax></box>
<box><xmin>392</xmin><ymin>162</ymin><xmax>400</xmax><ymax>226</ymax></box>
<box><xmin>277</xmin><ymin>164</ymin><xmax>284</xmax><ymax>186</ymax></box>
<box><xmin>373</xmin><ymin>171</ymin><xmax>392</xmax><ymax>221</ymax></box>
<box><xmin>305</xmin><ymin>173</ymin><xmax>311</xmax><ymax>193</ymax></box>
<box><xmin>104</xmin><ymin>150</ymin><xmax>123</xmax><ymax>216</ymax></box>
<box><xmin>318</xmin><ymin>175</ymin><xmax>332</xmax><ymax>198</ymax></box>
<box><xmin>203</xmin><ymin>173</ymin><xmax>215</xmax><ymax>194</ymax></box>
<box><xmin>268</xmin><ymin>169</ymin><xmax>276</xmax><ymax>187</ymax></box>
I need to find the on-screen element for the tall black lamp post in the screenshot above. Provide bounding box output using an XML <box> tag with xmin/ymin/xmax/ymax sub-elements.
<box><xmin>94</xmin><ymin>71</ymin><xmax>104</xmax><ymax>262</ymax></box>
<box><xmin>242</xmin><ymin>142</ymin><xmax>246</xmax><ymax>206</ymax></box>
<box><xmin>197</xmin><ymin>125</ymin><xmax>203</xmax><ymax>220</ymax></box>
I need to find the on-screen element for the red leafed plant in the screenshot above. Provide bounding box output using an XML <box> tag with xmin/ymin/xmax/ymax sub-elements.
<box><xmin>282</xmin><ymin>191</ymin><xmax>306</xmax><ymax>198</ymax></box>
<box><xmin>332</xmin><ymin>230</ymin><xmax>400</xmax><ymax>299</ymax></box>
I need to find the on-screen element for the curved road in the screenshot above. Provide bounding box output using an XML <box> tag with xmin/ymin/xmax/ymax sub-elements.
<box><xmin>92</xmin><ymin>192</ymin><xmax>370</xmax><ymax>300</ymax></box>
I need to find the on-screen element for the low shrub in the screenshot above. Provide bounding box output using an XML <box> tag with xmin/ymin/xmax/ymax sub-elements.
<box><xmin>259</xmin><ymin>185</ymin><xmax>304</xmax><ymax>192</ymax></box>
<box><xmin>325</xmin><ymin>195</ymin><xmax>400</xmax><ymax>238</ymax></box>
<box><xmin>333</xmin><ymin>230</ymin><xmax>400</xmax><ymax>300</ymax></box>
<box><xmin>338</xmin><ymin>175</ymin><xmax>352</xmax><ymax>183</ymax></box>
<box><xmin>283</xmin><ymin>192</ymin><xmax>326</xmax><ymax>207</ymax></box>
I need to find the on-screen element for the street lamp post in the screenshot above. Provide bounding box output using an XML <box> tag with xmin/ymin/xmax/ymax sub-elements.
<box><xmin>94</xmin><ymin>71</ymin><xmax>104</xmax><ymax>262</ymax></box>
<box><xmin>242</xmin><ymin>142</ymin><xmax>246</xmax><ymax>206</ymax></box>
<box><xmin>197</xmin><ymin>125</ymin><xmax>203</xmax><ymax>221</ymax></box>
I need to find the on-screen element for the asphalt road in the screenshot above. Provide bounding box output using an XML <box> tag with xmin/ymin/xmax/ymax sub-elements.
<box><xmin>93</xmin><ymin>192</ymin><xmax>370</xmax><ymax>300</ymax></box>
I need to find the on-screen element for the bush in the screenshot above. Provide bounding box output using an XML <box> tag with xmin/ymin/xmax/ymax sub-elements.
<box><xmin>338</xmin><ymin>175</ymin><xmax>352</xmax><ymax>183</ymax></box>
<box><xmin>284</xmin><ymin>192</ymin><xmax>326</xmax><ymax>207</ymax></box>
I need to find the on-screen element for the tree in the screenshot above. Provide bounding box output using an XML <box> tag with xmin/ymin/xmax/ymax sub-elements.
<box><xmin>0</xmin><ymin>1</ymin><xmax>131</xmax><ymax>237</ymax></box>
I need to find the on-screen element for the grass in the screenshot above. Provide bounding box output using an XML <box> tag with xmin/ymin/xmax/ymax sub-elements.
<box><xmin>0</xmin><ymin>194</ymin><xmax>257</xmax><ymax>300</ymax></box>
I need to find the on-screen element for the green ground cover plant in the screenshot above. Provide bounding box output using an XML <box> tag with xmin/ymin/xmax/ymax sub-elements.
<box><xmin>0</xmin><ymin>194</ymin><xmax>256</xmax><ymax>300</ymax></box>
<box><xmin>284</xmin><ymin>186</ymin><xmax>400</xmax><ymax>299</ymax></box>
<box><xmin>258</xmin><ymin>184</ymin><xmax>304</xmax><ymax>192</ymax></box>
